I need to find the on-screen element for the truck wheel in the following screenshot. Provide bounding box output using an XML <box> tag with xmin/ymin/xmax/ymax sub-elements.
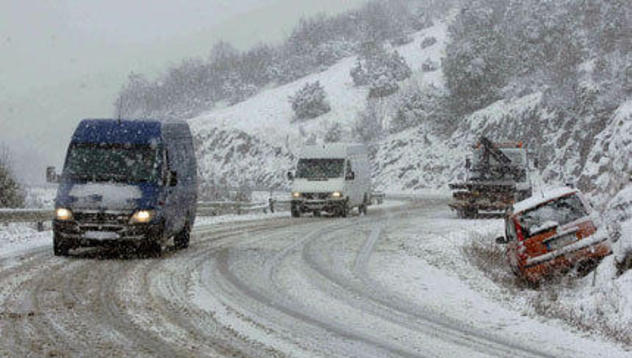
<box><xmin>174</xmin><ymin>222</ymin><xmax>191</xmax><ymax>250</ymax></box>
<box><xmin>291</xmin><ymin>207</ymin><xmax>301</xmax><ymax>218</ymax></box>
<box><xmin>53</xmin><ymin>234</ymin><xmax>69</xmax><ymax>256</ymax></box>
<box><xmin>456</xmin><ymin>209</ymin><xmax>465</xmax><ymax>219</ymax></box>
<box><xmin>313</xmin><ymin>210</ymin><xmax>321</xmax><ymax>217</ymax></box>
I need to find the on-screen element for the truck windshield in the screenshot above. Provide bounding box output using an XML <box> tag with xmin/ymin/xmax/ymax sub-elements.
<box><xmin>517</xmin><ymin>194</ymin><xmax>588</xmax><ymax>237</ymax></box>
<box><xmin>64</xmin><ymin>143</ymin><xmax>162</xmax><ymax>183</ymax></box>
<box><xmin>296</xmin><ymin>159</ymin><xmax>344</xmax><ymax>179</ymax></box>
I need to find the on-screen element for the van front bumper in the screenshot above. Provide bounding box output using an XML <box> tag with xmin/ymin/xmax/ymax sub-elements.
<box><xmin>292</xmin><ymin>199</ymin><xmax>345</xmax><ymax>212</ymax></box>
<box><xmin>53</xmin><ymin>219</ymin><xmax>163</xmax><ymax>247</ymax></box>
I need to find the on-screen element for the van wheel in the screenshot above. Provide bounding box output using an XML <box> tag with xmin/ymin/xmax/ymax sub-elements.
<box><xmin>359</xmin><ymin>194</ymin><xmax>368</xmax><ymax>215</ymax></box>
<box><xmin>174</xmin><ymin>222</ymin><xmax>191</xmax><ymax>250</ymax></box>
<box><xmin>340</xmin><ymin>200</ymin><xmax>349</xmax><ymax>218</ymax></box>
<box><xmin>53</xmin><ymin>234</ymin><xmax>69</xmax><ymax>256</ymax></box>
<box><xmin>140</xmin><ymin>240</ymin><xmax>162</xmax><ymax>258</ymax></box>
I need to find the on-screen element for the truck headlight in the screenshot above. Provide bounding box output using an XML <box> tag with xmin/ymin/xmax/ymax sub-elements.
<box><xmin>292</xmin><ymin>192</ymin><xmax>301</xmax><ymax>198</ymax></box>
<box><xmin>55</xmin><ymin>208</ymin><xmax>73</xmax><ymax>221</ymax></box>
<box><xmin>332</xmin><ymin>191</ymin><xmax>342</xmax><ymax>198</ymax></box>
<box><xmin>129</xmin><ymin>210</ymin><xmax>155</xmax><ymax>224</ymax></box>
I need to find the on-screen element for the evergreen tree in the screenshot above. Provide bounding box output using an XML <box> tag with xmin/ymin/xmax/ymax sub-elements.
<box><xmin>289</xmin><ymin>81</ymin><xmax>331</xmax><ymax>120</ymax></box>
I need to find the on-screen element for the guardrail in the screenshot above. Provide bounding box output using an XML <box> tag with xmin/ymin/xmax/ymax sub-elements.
<box><xmin>0</xmin><ymin>193</ymin><xmax>388</xmax><ymax>230</ymax></box>
<box><xmin>0</xmin><ymin>199</ymin><xmax>294</xmax><ymax>231</ymax></box>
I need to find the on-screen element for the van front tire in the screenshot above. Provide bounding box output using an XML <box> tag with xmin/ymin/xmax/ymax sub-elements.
<box><xmin>339</xmin><ymin>200</ymin><xmax>349</xmax><ymax>218</ymax></box>
<box><xmin>53</xmin><ymin>234</ymin><xmax>69</xmax><ymax>256</ymax></box>
<box><xmin>291</xmin><ymin>203</ymin><xmax>301</xmax><ymax>218</ymax></box>
<box><xmin>140</xmin><ymin>240</ymin><xmax>162</xmax><ymax>258</ymax></box>
<box><xmin>174</xmin><ymin>222</ymin><xmax>191</xmax><ymax>250</ymax></box>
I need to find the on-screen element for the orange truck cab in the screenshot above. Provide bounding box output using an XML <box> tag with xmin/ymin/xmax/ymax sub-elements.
<box><xmin>496</xmin><ymin>187</ymin><xmax>612</xmax><ymax>283</ymax></box>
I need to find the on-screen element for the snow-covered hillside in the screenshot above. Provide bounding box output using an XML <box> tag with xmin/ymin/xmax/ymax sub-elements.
<box><xmin>188</xmin><ymin>20</ymin><xmax>449</xmax><ymax>189</ymax></box>
<box><xmin>187</xmin><ymin>14</ymin><xmax>630</xmax><ymax>224</ymax></box>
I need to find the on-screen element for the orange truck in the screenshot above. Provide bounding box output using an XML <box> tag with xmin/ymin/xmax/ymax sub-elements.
<box><xmin>496</xmin><ymin>187</ymin><xmax>612</xmax><ymax>283</ymax></box>
<box><xmin>449</xmin><ymin>137</ymin><xmax>534</xmax><ymax>218</ymax></box>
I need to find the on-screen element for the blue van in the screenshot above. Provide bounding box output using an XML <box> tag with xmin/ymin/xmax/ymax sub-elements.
<box><xmin>52</xmin><ymin>119</ymin><xmax>197</xmax><ymax>256</ymax></box>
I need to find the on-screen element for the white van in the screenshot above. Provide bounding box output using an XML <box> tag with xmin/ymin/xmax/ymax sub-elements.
<box><xmin>288</xmin><ymin>143</ymin><xmax>371</xmax><ymax>217</ymax></box>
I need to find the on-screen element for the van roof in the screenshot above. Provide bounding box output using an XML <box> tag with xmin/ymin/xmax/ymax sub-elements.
<box><xmin>72</xmin><ymin>119</ymin><xmax>165</xmax><ymax>145</ymax></box>
<box><xmin>300</xmin><ymin>143</ymin><xmax>367</xmax><ymax>159</ymax></box>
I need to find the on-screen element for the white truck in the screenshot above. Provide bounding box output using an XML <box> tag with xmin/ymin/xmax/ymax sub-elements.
<box><xmin>288</xmin><ymin>143</ymin><xmax>371</xmax><ymax>217</ymax></box>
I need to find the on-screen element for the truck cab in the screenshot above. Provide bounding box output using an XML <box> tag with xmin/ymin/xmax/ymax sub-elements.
<box><xmin>52</xmin><ymin>119</ymin><xmax>197</xmax><ymax>256</ymax></box>
<box><xmin>288</xmin><ymin>143</ymin><xmax>371</xmax><ymax>217</ymax></box>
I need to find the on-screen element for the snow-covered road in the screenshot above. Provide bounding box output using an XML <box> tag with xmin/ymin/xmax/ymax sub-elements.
<box><xmin>0</xmin><ymin>198</ymin><xmax>628</xmax><ymax>357</ymax></box>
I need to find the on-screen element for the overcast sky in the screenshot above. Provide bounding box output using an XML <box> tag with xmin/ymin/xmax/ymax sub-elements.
<box><xmin>0</xmin><ymin>0</ymin><xmax>368</xmax><ymax>184</ymax></box>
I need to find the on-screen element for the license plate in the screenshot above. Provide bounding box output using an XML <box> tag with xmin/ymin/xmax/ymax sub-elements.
<box><xmin>83</xmin><ymin>231</ymin><xmax>120</xmax><ymax>240</ymax></box>
<box><xmin>547</xmin><ymin>233</ymin><xmax>576</xmax><ymax>251</ymax></box>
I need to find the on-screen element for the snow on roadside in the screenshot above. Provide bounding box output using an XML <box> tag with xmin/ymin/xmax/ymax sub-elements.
<box><xmin>0</xmin><ymin>223</ymin><xmax>52</xmax><ymax>259</ymax></box>
<box><xmin>441</xmin><ymin>214</ymin><xmax>632</xmax><ymax>347</ymax></box>
<box><xmin>194</xmin><ymin>211</ymin><xmax>289</xmax><ymax>227</ymax></box>
<box><xmin>369</xmin><ymin>205</ymin><xmax>630</xmax><ymax>357</ymax></box>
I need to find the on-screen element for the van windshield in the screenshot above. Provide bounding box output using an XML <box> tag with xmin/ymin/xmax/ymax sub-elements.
<box><xmin>296</xmin><ymin>159</ymin><xmax>344</xmax><ymax>179</ymax></box>
<box><xmin>517</xmin><ymin>194</ymin><xmax>588</xmax><ymax>237</ymax></box>
<box><xmin>65</xmin><ymin>143</ymin><xmax>162</xmax><ymax>184</ymax></box>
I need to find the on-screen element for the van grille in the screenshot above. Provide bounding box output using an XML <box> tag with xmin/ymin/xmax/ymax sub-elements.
<box><xmin>302</xmin><ymin>193</ymin><xmax>330</xmax><ymax>200</ymax></box>
<box><xmin>74</xmin><ymin>212</ymin><xmax>130</xmax><ymax>225</ymax></box>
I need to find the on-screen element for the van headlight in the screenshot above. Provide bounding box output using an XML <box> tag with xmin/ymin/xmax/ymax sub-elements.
<box><xmin>55</xmin><ymin>208</ymin><xmax>73</xmax><ymax>221</ymax></box>
<box><xmin>292</xmin><ymin>192</ymin><xmax>301</xmax><ymax>198</ymax></box>
<box><xmin>331</xmin><ymin>191</ymin><xmax>342</xmax><ymax>198</ymax></box>
<box><xmin>129</xmin><ymin>210</ymin><xmax>155</xmax><ymax>224</ymax></box>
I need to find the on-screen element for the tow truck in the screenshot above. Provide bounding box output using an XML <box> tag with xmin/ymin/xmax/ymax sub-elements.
<box><xmin>449</xmin><ymin>137</ymin><xmax>534</xmax><ymax>218</ymax></box>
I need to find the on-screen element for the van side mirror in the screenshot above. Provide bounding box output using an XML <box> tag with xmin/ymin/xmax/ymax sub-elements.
<box><xmin>495</xmin><ymin>236</ymin><xmax>508</xmax><ymax>244</ymax></box>
<box><xmin>345</xmin><ymin>171</ymin><xmax>355</xmax><ymax>181</ymax></box>
<box><xmin>287</xmin><ymin>171</ymin><xmax>294</xmax><ymax>181</ymax></box>
<box><xmin>169</xmin><ymin>171</ymin><xmax>178</xmax><ymax>187</ymax></box>
<box><xmin>465</xmin><ymin>158</ymin><xmax>471</xmax><ymax>169</ymax></box>
<box><xmin>46</xmin><ymin>166</ymin><xmax>59</xmax><ymax>183</ymax></box>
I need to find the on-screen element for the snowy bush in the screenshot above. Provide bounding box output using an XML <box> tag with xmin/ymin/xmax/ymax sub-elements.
<box><xmin>390</xmin><ymin>83</ymin><xmax>452</xmax><ymax>133</ymax></box>
<box><xmin>352</xmin><ymin>100</ymin><xmax>386</xmax><ymax>143</ymax></box>
<box><xmin>288</xmin><ymin>81</ymin><xmax>331</xmax><ymax>121</ymax></box>
<box><xmin>0</xmin><ymin>147</ymin><xmax>24</xmax><ymax>208</ymax></box>
<box><xmin>350</xmin><ymin>60</ymin><xmax>369</xmax><ymax>86</ymax></box>
<box><xmin>391</xmin><ymin>35</ymin><xmax>413</xmax><ymax>46</ymax></box>
<box><xmin>421</xmin><ymin>58</ymin><xmax>438</xmax><ymax>72</ymax></box>
<box><xmin>420</xmin><ymin>36</ymin><xmax>437</xmax><ymax>49</ymax></box>
<box><xmin>351</xmin><ymin>46</ymin><xmax>411</xmax><ymax>90</ymax></box>
<box><xmin>368</xmin><ymin>73</ymin><xmax>399</xmax><ymax>98</ymax></box>
<box><xmin>324</xmin><ymin>122</ymin><xmax>344</xmax><ymax>143</ymax></box>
